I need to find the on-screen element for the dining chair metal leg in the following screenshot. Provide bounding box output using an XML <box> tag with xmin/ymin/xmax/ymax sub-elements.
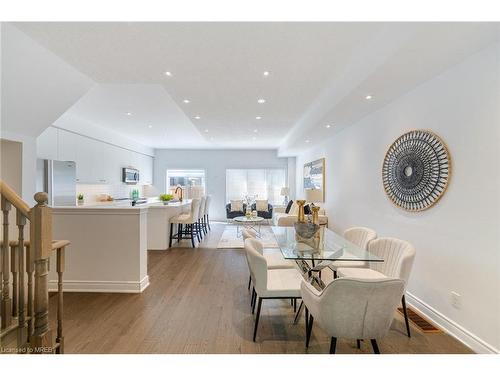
<box><xmin>356</xmin><ymin>339</ymin><xmax>361</xmax><ymax>349</ymax></box>
<box><xmin>293</xmin><ymin>300</ymin><xmax>304</xmax><ymax>324</ymax></box>
<box><xmin>306</xmin><ymin>314</ymin><xmax>314</xmax><ymax>348</ymax></box>
<box><xmin>251</xmin><ymin>289</ymin><xmax>257</xmax><ymax>314</ymax></box>
<box><xmin>333</xmin><ymin>270</ymin><xmax>338</xmax><ymax>279</ymax></box>
<box><xmin>293</xmin><ymin>298</ymin><xmax>297</xmax><ymax>312</ymax></box>
<box><xmin>207</xmin><ymin>215</ymin><xmax>211</xmax><ymax>230</ymax></box>
<box><xmin>370</xmin><ymin>339</ymin><xmax>380</xmax><ymax>354</ymax></box>
<box><xmin>169</xmin><ymin>223</ymin><xmax>174</xmax><ymax>248</ymax></box>
<box><xmin>329</xmin><ymin>337</ymin><xmax>337</xmax><ymax>354</ymax></box>
<box><xmin>304</xmin><ymin>307</ymin><xmax>309</xmax><ymax>347</ymax></box>
<box><xmin>401</xmin><ymin>294</ymin><xmax>411</xmax><ymax>337</ymax></box>
<box><xmin>253</xmin><ymin>297</ymin><xmax>262</xmax><ymax>342</ymax></box>
<box><xmin>190</xmin><ymin>224</ymin><xmax>195</xmax><ymax>248</ymax></box>
<box><xmin>248</xmin><ymin>275</ymin><xmax>252</xmax><ymax>290</ymax></box>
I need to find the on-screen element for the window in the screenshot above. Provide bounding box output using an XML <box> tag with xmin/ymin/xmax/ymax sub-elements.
<box><xmin>166</xmin><ymin>169</ymin><xmax>206</xmax><ymax>199</ymax></box>
<box><xmin>226</xmin><ymin>169</ymin><xmax>286</xmax><ymax>205</ymax></box>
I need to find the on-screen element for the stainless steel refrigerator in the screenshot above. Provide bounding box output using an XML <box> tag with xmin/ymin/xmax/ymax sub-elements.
<box><xmin>36</xmin><ymin>159</ymin><xmax>77</xmax><ymax>206</ymax></box>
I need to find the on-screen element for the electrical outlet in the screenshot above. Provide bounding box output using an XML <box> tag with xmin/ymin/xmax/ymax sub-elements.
<box><xmin>451</xmin><ymin>291</ymin><xmax>461</xmax><ymax>309</ymax></box>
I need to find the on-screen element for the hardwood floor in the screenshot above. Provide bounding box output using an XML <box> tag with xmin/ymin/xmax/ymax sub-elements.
<box><xmin>48</xmin><ymin>223</ymin><xmax>472</xmax><ymax>354</ymax></box>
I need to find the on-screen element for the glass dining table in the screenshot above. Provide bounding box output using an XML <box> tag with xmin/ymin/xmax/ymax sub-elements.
<box><xmin>271</xmin><ymin>225</ymin><xmax>384</xmax><ymax>323</ymax></box>
<box><xmin>271</xmin><ymin>225</ymin><xmax>383</xmax><ymax>289</ymax></box>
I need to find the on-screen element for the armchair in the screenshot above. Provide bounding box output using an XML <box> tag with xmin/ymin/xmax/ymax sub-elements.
<box><xmin>226</xmin><ymin>203</ymin><xmax>247</xmax><ymax>219</ymax></box>
<box><xmin>251</xmin><ymin>203</ymin><xmax>273</xmax><ymax>219</ymax></box>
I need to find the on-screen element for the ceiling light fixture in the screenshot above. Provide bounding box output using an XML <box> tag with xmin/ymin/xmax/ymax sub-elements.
<box><xmin>148</xmin><ymin>125</ymin><xmax>153</xmax><ymax>129</ymax></box>
<box><xmin>204</xmin><ymin>129</ymin><xmax>209</xmax><ymax>133</ymax></box>
<box><xmin>194</xmin><ymin>116</ymin><xmax>201</xmax><ymax>120</ymax></box>
<box><xmin>253</xmin><ymin>129</ymin><xmax>258</xmax><ymax>133</ymax></box>
<box><xmin>305</xmin><ymin>139</ymin><xmax>310</xmax><ymax>143</ymax></box>
<box><xmin>263</xmin><ymin>71</ymin><xmax>270</xmax><ymax>76</ymax></box>
<box><xmin>365</xmin><ymin>95</ymin><xmax>373</xmax><ymax>100</ymax></box>
<box><xmin>325</xmin><ymin>124</ymin><xmax>331</xmax><ymax>128</ymax></box>
<box><xmin>164</xmin><ymin>71</ymin><xmax>172</xmax><ymax>77</ymax></box>
<box><xmin>183</xmin><ymin>99</ymin><xmax>190</xmax><ymax>104</ymax></box>
<box><xmin>255</xmin><ymin>116</ymin><xmax>262</xmax><ymax>120</ymax></box>
<box><xmin>126</xmin><ymin>112</ymin><xmax>132</xmax><ymax>116</ymax></box>
<box><xmin>257</xmin><ymin>98</ymin><xmax>266</xmax><ymax>104</ymax></box>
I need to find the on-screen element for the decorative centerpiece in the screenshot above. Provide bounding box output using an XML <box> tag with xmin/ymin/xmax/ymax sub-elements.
<box><xmin>159</xmin><ymin>193</ymin><xmax>174</xmax><ymax>205</ymax></box>
<box><xmin>294</xmin><ymin>200</ymin><xmax>320</xmax><ymax>243</ymax></box>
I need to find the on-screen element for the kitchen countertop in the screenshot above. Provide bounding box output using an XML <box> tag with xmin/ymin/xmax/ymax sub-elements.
<box><xmin>53</xmin><ymin>199</ymin><xmax>192</xmax><ymax>210</ymax></box>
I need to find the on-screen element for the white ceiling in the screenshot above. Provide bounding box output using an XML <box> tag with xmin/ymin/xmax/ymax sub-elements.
<box><xmin>11</xmin><ymin>22</ymin><xmax>499</xmax><ymax>154</ymax></box>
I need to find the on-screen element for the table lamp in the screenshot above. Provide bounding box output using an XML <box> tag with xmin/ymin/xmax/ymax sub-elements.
<box><xmin>280</xmin><ymin>187</ymin><xmax>290</xmax><ymax>205</ymax></box>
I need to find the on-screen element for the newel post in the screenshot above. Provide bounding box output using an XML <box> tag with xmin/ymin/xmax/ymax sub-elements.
<box><xmin>30</xmin><ymin>192</ymin><xmax>53</xmax><ymax>352</ymax></box>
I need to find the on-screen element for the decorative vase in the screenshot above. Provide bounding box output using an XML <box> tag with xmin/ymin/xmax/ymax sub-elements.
<box><xmin>77</xmin><ymin>199</ymin><xmax>84</xmax><ymax>206</ymax></box>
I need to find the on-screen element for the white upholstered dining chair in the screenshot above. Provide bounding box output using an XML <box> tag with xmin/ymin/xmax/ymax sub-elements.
<box><xmin>203</xmin><ymin>195</ymin><xmax>211</xmax><ymax>232</ymax></box>
<box><xmin>197</xmin><ymin>196</ymin><xmax>207</xmax><ymax>239</ymax></box>
<box><xmin>244</xmin><ymin>238</ymin><xmax>304</xmax><ymax>342</ymax></box>
<box><xmin>301</xmin><ymin>277</ymin><xmax>405</xmax><ymax>354</ymax></box>
<box><xmin>169</xmin><ymin>198</ymin><xmax>201</xmax><ymax>248</ymax></box>
<box><xmin>337</xmin><ymin>237</ymin><xmax>416</xmax><ymax>337</ymax></box>
<box><xmin>328</xmin><ymin>227</ymin><xmax>377</xmax><ymax>278</ymax></box>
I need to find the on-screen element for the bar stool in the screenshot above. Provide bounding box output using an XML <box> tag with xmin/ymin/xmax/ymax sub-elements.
<box><xmin>203</xmin><ymin>195</ymin><xmax>211</xmax><ymax>231</ymax></box>
<box><xmin>169</xmin><ymin>198</ymin><xmax>201</xmax><ymax>248</ymax></box>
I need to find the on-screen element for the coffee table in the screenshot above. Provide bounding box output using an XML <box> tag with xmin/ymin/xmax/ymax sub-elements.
<box><xmin>234</xmin><ymin>216</ymin><xmax>265</xmax><ymax>238</ymax></box>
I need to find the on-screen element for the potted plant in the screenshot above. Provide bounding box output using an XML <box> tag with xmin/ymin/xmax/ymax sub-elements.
<box><xmin>77</xmin><ymin>193</ymin><xmax>84</xmax><ymax>205</ymax></box>
<box><xmin>159</xmin><ymin>193</ymin><xmax>174</xmax><ymax>205</ymax></box>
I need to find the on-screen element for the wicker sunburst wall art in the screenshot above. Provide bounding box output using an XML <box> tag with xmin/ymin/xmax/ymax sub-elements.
<box><xmin>382</xmin><ymin>130</ymin><xmax>451</xmax><ymax>211</ymax></box>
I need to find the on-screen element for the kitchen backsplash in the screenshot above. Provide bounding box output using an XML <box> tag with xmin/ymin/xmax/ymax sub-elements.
<box><xmin>77</xmin><ymin>184</ymin><xmax>147</xmax><ymax>203</ymax></box>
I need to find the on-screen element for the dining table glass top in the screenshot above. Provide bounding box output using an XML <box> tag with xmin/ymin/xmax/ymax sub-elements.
<box><xmin>271</xmin><ymin>226</ymin><xmax>383</xmax><ymax>263</ymax></box>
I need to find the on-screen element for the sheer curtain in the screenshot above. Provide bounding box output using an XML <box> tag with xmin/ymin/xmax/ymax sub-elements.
<box><xmin>226</xmin><ymin>169</ymin><xmax>286</xmax><ymax>205</ymax></box>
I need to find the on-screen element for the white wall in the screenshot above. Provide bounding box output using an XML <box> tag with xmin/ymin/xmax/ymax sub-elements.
<box><xmin>295</xmin><ymin>44</ymin><xmax>500</xmax><ymax>353</ymax></box>
<box><xmin>154</xmin><ymin>149</ymin><xmax>290</xmax><ymax>220</ymax></box>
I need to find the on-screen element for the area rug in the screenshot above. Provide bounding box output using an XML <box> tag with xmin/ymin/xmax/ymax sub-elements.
<box><xmin>217</xmin><ymin>225</ymin><xmax>279</xmax><ymax>249</ymax></box>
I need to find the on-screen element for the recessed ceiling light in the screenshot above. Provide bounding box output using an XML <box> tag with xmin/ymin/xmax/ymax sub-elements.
<box><xmin>263</xmin><ymin>71</ymin><xmax>270</xmax><ymax>76</ymax></box>
<box><xmin>365</xmin><ymin>95</ymin><xmax>373</xmax><ymax>100</ymax></box>
<box><xmin>126</xmin><ymin>112</ymin><xmax>132</xmax><ymax>116</ymax></box>
<box><xmin>204</xmin><ymin>129</ymin><xmax>209</xmax><ymax>133</ymax></box>
<box><xmin>164</xmin><ymin>71</ymin><xmax>172</xmax><ymax>77</ymax></box>
<box><xmin>325</xmin><ymin>124</ymin><xmax>331</xmax><ymax>128</ymax></box>
<box><xmin>183</xmin><ymin>99</ymin><xmax>190</xmax><ymax>104</ymax></box>
<box><xmin>252</xmin><ymin>137</ymin><xmax>257</xmax><ymax>141</ymax></box>
<box><xmin>148</xmin><ymin>125</ymin><xmax>153</xmax><ymax>129</ymax></box>
<box><xmin>255</xmin><ymin>116</ymin><xmax>262</xmax><ymax>120</ymax></box>
<box><xmin>305</xmin><ymin>139</ymin><xmax>310</xmax><ymax>143</ymax></box>
<box><xmin>253</xmin><ymin>129</ymin><xmax>258</xmax><ymax>133</ymax></box>
<box><xmin>194</xmin><ymin>116</ymin><xmax>201</xmax><ymax>120</ymax></box>
<box><xmin>257</xmin><ymin>98</ymin><xmax>266</xmax><ymax>104</ymax></box>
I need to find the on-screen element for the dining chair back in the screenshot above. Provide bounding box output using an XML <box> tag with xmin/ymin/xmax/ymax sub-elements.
<box><xmin>244</xmin><ymin>238</ymin><xmax>268</xmax><ymax>293</ymax></box>
<box><xmin>241</xmin><ymin>228</ymin><xmax>256</xmax><ymax>241</ymax></box>
<box><xmin>301</xmin><ymin>277</ymin><xmax>404</xmax><ymax>353</ymax></box>
<box><xmin>367</xmin><ymin>238</ymin><xmax>416</xmax><ymax>290</ymax></box>
<box><xmin>344</xmin><ymin>227</ymin><xmax>377</xmax><ymax>250</ymax></box>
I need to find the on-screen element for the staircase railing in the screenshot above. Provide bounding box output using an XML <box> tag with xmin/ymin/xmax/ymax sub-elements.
<box><xmin>0</xmin><ymin>180</ymin><xmax>69</xmax><ymax>354</ymax></box>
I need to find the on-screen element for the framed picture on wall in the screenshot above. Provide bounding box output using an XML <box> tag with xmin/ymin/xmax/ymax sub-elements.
<box><xmin>303</xmin><ymin>158</ymin><xmax>325</xmax><ymax>202</ymax></box>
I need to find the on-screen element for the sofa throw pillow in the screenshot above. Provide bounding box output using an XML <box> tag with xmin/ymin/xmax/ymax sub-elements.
<box><xmin>230</xmin><ymin>200</ymin><xmax>243</xmax><ymax>212</ymax></box>
<box><xmin>304</xmin><ymin>204</ymin><xmax>312</xmax><ymax>215</ymax></box>
<box><xmin>256</xmin><ymin>200</ymin><xmax>269</xmax><ymax>212</ymax></box>
<box><xmin>285</xmin><ymin>200</ymin><xmax>294</xmax><ymax>213</ymax></box>
<box><xmin>289</xmin><ymin>201</ymin><xmax>299</xmax><ymax>215</ymax></box>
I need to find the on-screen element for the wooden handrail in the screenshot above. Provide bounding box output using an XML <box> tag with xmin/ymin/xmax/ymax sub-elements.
<box><xmin>1</xmin><ymin>240</ymin><xmax>70</xmax><ymax>251</ymax></box>
<box><xmin>0</xmin><ymin>180</ymin><xmax>30</xmax><ymax>218</ymax></box>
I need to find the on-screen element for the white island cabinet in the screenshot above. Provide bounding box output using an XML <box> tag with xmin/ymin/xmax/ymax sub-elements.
<box><xmin>48</xmin><ymin>200</ymin><xmax>192</xmax><ymax>293</ymax></box>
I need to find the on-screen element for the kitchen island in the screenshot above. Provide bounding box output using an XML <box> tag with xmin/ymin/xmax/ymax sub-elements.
<box><xmin>49</xmin><ymin>200</ymin><xmax>191</xmax><ymax>293</ymax></box>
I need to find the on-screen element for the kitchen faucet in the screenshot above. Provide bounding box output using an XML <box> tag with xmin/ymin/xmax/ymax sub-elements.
<box><xmin>174</xmin><ymin>186</ymin><xmax>183</xmax><ymax>202</ymax></box>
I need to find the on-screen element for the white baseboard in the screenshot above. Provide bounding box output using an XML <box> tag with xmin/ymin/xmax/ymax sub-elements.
<box><xmin>49</xmin><ymin>276</ymin><xmax>150</xmax><ymax>294</ymax></box>
<box><xmin>406</xmin><ymin>292</ymin><xmax>498</xmax><ymax>354</ymax></box>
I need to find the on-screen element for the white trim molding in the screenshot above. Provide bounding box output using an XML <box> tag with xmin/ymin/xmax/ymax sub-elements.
<box><xmin>49</xmin><ymin>276</ymin><xmax>150</xmax><ymax>294</ymax></box>
<box><xmin>406</xmin><ymin>292</ymin><xmax>499</xmax><ymax>354</ymax></box>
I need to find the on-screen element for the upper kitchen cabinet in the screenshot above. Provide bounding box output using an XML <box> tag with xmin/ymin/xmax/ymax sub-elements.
<box><xmin>37</xmin><ymin>127</ymin><xmax>58</xmax><ymax>160</ymax></box>
<box><xmin>36</xmin><ymin>126</ymin><xmax>154</xmax><ymax>185</ymax></box>
<box><xmin>58</xmin><ymin>129</ymin><xmax>79</xmax><ymax>162</ymax></box>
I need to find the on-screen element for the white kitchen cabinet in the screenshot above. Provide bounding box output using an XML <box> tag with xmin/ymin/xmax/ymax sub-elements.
<box><xmin>58</xmin><ymin>130</ymin><xmax>78</xmax><ymax>162</ymax></box>
<box><xmin>36</xmin><ymin>127</ymin><xmax>58</xmax><ymax>160</ymax></box>
<box><xmin>37</xmin><ymin>127</ymin><xmax>154</xmax><ymax>186</ymax></box>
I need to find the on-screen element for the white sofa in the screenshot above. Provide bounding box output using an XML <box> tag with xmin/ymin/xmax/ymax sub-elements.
<box><xmin>272</xmin><ymin>205</ymin><xmax>329</xmax><ymax>227</ymax></box>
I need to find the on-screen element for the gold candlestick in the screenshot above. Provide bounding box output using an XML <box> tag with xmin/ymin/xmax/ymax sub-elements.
<box><xmin>296</xmin><ymin>200</ymin><xmax>306</xmax><ymax>223</ymax></box>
